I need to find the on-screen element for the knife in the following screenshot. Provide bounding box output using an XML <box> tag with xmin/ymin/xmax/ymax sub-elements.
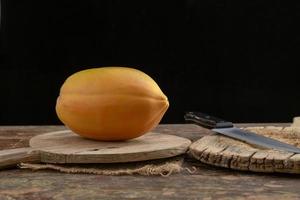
<box><xmin>184</xmin><ymin>111</ymin><xmax>300</xmax><ymax>154</ymax></box>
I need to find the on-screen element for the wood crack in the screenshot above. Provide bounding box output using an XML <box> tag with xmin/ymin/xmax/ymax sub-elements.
<box><xmin>189</xmin><ymin>126</ymin><xmax>300</xmax><ymax>174</ymax></box>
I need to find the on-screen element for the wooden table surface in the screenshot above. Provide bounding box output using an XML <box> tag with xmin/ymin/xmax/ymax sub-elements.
<box><xmin>0</xmin><ymin>124</ymin><xmax>299</xmax><ymax>200</ymax></box>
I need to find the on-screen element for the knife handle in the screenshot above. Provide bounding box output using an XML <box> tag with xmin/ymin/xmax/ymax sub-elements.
<box><xmin>184</xmin><ymin>112</ymin><xmax>234</xmax><ymax>129</ymax></box>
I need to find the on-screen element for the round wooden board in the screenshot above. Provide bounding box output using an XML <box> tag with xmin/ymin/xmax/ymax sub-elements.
<box><xmin>29</xmin><ymin>130</ymin><xmax>191</xmax><ymax>164</ymax></box>
<box><xmin>189</xmin><ymin>126</ymin><xmax>300</xmax><ymax>174</ymax></box>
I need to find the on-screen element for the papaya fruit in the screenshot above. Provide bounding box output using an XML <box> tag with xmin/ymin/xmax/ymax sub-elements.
<box><xmin>55</xmin><ymin>67</ymin><xmax>169</xmax><ymax>141</ymax></box>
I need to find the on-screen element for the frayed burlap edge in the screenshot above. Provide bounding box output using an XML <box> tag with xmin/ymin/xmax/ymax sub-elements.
<box><xmin>19</xmin><ymin>157</ymin><xmax>189</xmax><ymax>176</ymax></box>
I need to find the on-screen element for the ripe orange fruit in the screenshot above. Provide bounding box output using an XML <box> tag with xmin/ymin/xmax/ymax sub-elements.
<box><xmin>56</xmin><ymin>67</ymin><xmax>169</xmax><ymax>141</ymax></box>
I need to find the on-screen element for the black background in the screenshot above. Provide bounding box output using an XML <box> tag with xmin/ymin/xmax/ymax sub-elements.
<box><xmin>1</xmin><ymin>0</ymin><xmax>300</xmax><ymax>125</ymax></box>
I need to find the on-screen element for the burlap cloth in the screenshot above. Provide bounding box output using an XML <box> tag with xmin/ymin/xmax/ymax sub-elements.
<box><xmin>19</xmin><ymin>156</ymin><xmax>195</xmax><ymax>176</ymax></box>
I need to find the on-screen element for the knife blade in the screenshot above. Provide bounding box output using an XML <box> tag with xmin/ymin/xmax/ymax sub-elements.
<box><xmin>184</xmin><ymin>111</ymin><xmax>300</xmax><ymax>154</ymax></box>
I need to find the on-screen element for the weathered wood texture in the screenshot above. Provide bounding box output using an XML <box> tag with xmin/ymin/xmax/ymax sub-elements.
<box><xmin>1</xmin><ymin>124</ymin><xmax>300</xmax><ymax>200</ymax></box>
<box><xmin>189</xmin><ymin>126</ymin><xmax>300</xmax><ymax>173</ymax></box>
<box><xmin>0</xmin><ymin>147</ymin><xmax>40</xmax><ymax>169</ymax></box>
<box><xmin>31</xmin><ymin>131</ymin><xmax>191</xmax><ymax>163</ymax></box>
<box><xmin>0</xmin><ymin>130</ymin><xmax>191</xmax><ymax>169</ymax></box>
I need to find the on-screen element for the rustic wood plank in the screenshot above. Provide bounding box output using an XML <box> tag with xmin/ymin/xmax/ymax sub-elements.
<box><xmin>0</xmin><ymin>147</ymin><xmax>40</xmax><ymax>169</ymax></box>
<box><xmin>1</xmin><ymin>124</ymin><xmax>300</xmax><ymax>200</ymax></box>
<box><xmin>1</xmin><ymin>168</ymin><xmax>300</xmax><ymax>200</ymax></box>
<box><xmin>0</xmin><ymin>126</ymin><xmax>66</xmax><ymax>150</ymax></box>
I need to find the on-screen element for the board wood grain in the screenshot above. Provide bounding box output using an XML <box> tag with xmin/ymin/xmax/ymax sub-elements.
<box><xmin>0</xmin><ymin>130</ymin><xmax>191</xmax><ymax>168</ymax></box>
<box><xmin>32</xmin><ymin>131</ymin><xmax>191</xmax><ymax>163</ymax></box>
<box><xmin>189</xmin><ymin>126</ymin><xmax>300</xmax><ymax>173</ymax></box>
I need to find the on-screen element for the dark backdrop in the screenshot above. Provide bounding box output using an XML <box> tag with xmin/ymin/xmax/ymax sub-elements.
<box><xmin>1</xmin><ymin>0</ymin><xmax>300</xmax><ymax>125</ymax></box>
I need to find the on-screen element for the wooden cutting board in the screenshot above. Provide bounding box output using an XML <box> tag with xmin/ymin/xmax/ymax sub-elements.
<box><xmin>189</xmin><ymin>126</ymin><xmax>300</xmax><ymax>174</ymax></box>
<box><xmin>0</xmin><ymin>130</ymin><xmax>191</xmax><ymax>169</ymax></box>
